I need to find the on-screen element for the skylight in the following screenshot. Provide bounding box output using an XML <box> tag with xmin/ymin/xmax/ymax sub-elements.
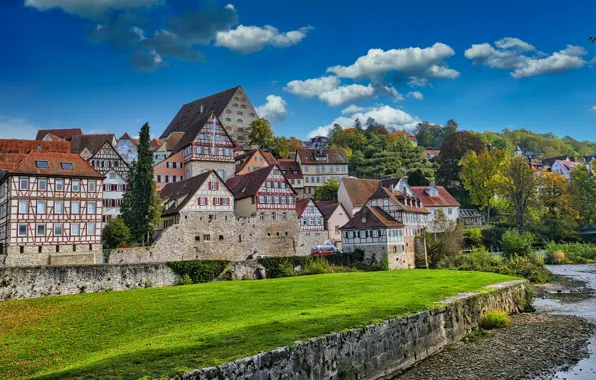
<box><xmin>61</xmin><ymin>162</ymin><xmax>73</xmax><ymax>170</ymax></box>
<box><xmin>35</xmin><ymin>160</ymin><xmax>49</xmax><ymax>168</ymax></box>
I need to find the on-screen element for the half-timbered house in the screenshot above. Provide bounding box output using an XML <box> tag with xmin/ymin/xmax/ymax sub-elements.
<box><xmin>115</xmin><ymin>133</ymin><xmax>139</xmax><ymax>164</ymax></box>
<box><xmin>225</xmin><ymin>165</ymin><xmax>297</xmax><ymax>218</ymax></box>
<box><xmin>70</xmin><ymin>134</ymin><xmax>117</xmax><ymax>161</ymax></box>
<box><xmin>158</xmin><ymin>170</ymin><xmax>234</xmax><ymax>231</ymax></box>
<box><xmin>296</xmin><ymin>197</ymin><xmax>324</xmax><ymax>231</ymax></box>
<box><xmin>0</xmin><ymin>151</ymin><xmax>104</xmax><ymax>266</ymax></box>
<box><xmin>102</xmin><ymin>169</ymin><xmax>127</xmax><ymax>224</ymax></box>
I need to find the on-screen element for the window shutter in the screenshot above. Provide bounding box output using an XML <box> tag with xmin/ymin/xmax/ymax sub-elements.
<box><xmin>216</xmin><ymin>182</ymin><xmax>220</xmax><ymax>190</ymax></box>
<box><xmin>213</xmin><ymin>197</ymin><xmax>216</xmax><ymax>204</ymax></box>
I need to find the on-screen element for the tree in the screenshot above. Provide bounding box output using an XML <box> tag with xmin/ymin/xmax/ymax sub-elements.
<box><xmin>460</xmin><ymin>149</ymin><xmax>509</xmax><ymax>223</ymax></box>
<box><xmin>407</xmin><ymin>169</ymin><xmax>431</xmax><ymax>186</ymax></box>
<box><xmin>414</xmin><ymin>121</ymin><xmax>442</xmax><ymax>148</ymax></box>
<box><xmin>272</xmin><ymin>136</ymin><xmax>290</xmax><ymax>158</ymax></box>
<box><xmin>497</xmin><ymin>156</ymin><xmax>542</xmax><ymax>230</ymax></box>
<box><xmin>288</xmin><ymin>136</ymin><xmax>302</xmax><ymax>152</ymax></box>
<box><xmin>570</xmin><ymin>165</ymin><xmax>596</xmax><ymax>226</ymax></box>
<box><xmin>121</xmin><ymin>123</ymin><xmax>162</xmax><ymax>245</ymax></box>
<box><xmin>313</xmin><ymin>179</ymin><xmax>339</xmax><ymax>201</ymax></box>
<box><xmin>540</xmin><ymin>171</ymin><xmax>579</xmax><ymax>241</ymax></box>
<box><xmin>443</xmin><ymin>119</ymin><xmax>458</xmax><ymax>137</ymax></box>
<box><xmin>436</xmin><ymin>131</ymin><xmax>486</xmax><ymax>202</ymax></box>
<box><xmin>248</xmin><ymin>118</ymin><xmax>274</xmax><ymax>149</ymax></box>
<box><xmin>102</xmin><ymin>218</ymin><xmax>130</xmax><ymax>249</ymax></box>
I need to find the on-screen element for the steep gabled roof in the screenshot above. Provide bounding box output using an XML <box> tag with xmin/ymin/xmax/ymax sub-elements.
<box><xmin>160</xmin><ymin>170</ymin><xmax>229</xmax><ymax>216</ymax></box>
<box><xmin>0</xmin><ymin>139</ymin><xmax>70</xmax><ymax>154</ymax></box>
<box><xmin>340</xmin><ymin>205</ymin><xmax>404</xmax><ymax>230</ymax></box>
<box><xmin>315</xmin><ymin>201</ymin><xmax>346</xmax><ymax>221</ymax></box>
<box><xmin>70</xmin><ymin>134</ymin><xmax>116</xmax><ymax>155</ymax></box>
<box><xmin>119</xmin><ymin>133</ymin><xmax>139</xmax><ymax>147</ymax></box>
<box><xmin>340</xmin><ymin>177</ymin><xmax>381</xmax><ymax>208</ymax></box>
<box><xmin>554</xmin><ymin>160</ymin><xmax>580</xmax><ymax>173</ymax></box>
<box><xmin>296</xmin><ymin>197</ymin><xmax>323</xmax><ymax>217</ymax></box>
<box><xmin>150</xmin><ymin>139</ymin><xmax>162</xmax><ymax>151</ymax></box>
<box><xmin>411</xmin><ymin>186</ymin><xmax>460</xmax><ymax>207</ymax></box>
<box><xmin>167</xmin><ymin>113</ymin><xmax>236</xmax><ymax>155</ymax></box>
<box><xmin>296</xmin><ymin>148</ymin><xmax>349</xmax><ymax>165</ymax></box>
<box><xmin>234</xmin><ymin>149</ymin><xmax>277</xmax><ymax>173</ymax></box>
<box><xmin>35</xmin><ymin>128</ymin><xmax>83</xmax><ymax>141</ymax></box>
<box><xmin>226</xmin><ymin>165</ymin><xmax>296</xmax><ymax>200</ymax></box>
<box><xmin>0</xmin><ymin>153</ymin><xmax>26</xmax><ymax>170</ymax></box>
<box><xmin>389</xmin><ymin>130</ymin><xmax>416</xmax><ymax>140</ymax></box>
<box><xmin>88</xmin><ymin>141</ymin><xmax>131</xmax><ymax>169</ymax></box>
<box><xmin>277</xmin><ymin>159</ymin><xmax>303</xmax><ymax>179</ymax></box>
<box><xmin>368</xmin><ymin>186</ymin><xmax>430</xmax><ymax>214</ymax></box>
<box><xmin>7</xmin><ymin>151</ymin><xmax>104</xmax><ymax>179</ymax></box>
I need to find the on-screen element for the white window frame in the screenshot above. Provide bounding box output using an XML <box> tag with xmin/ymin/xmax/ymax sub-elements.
<box><xmin>72</xmin><ymin>180</ymin><xmax>80</xmax><ymax>192</ymax></box>
<box><xmin>88</xmin><ymin>180</ymin><xmax>96</xmax><ymax>192</ymax></box>
<box><xmin>36</xmin><ymin>224</ymin><xmax>45</xmax><ymax>237</ymax></box>
<box><xmin>18</xmin><ymin>200</ymin><xmax>27</xmax><ymax>214</ymax></box>
<box><xmin>71</xmin><ymin>223</ymin><xmax>80</xmax><ymax>236</ymax></box>
<box><xmin>72</xmin><ymin>202</ymin><xmax>80</xmax><ymax>214</ymax></box>
<box><xmin>55</xmin><ymin>179</ymin><xmax>64</xmax><ymax>191</ymax></box>
<box><xmin>54</xmin><ymin>223</ymin><xmax>63</xmax><ymax>236</ymax></box>
<box><xmin>88</xmin><ymin>202</ymin><xmax>96</xmax><ymax>214</ymax></box>
<box><xmin>55</xmin><ymin>201</ymin><xmax>63</xmax><ymax>214</ymax></box>
<box><xmin>87</xmin><ymin>223</ymin><xmax>95</xmax><ymax>235</ymax></box>
<box><xmin>19</xmin><ymin>178</ymin><xmax>29</xmax><ymax>190</ymax></box>
<box><xmin>18</xmin><ymin>224</ymin><xmax>27</xmax><ymax>236</ymax></box>
<box><xmin>38</xmin><ymin>179</ymin><xmax>47</xmax><ymax>191</ymax></box>
<box><xmin>37</xmin><ymin>200</ymin><xmax>46</xmax><ymax>214</ymax></box>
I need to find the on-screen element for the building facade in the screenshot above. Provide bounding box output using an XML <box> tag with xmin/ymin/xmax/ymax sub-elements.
<box><xmin>296</xmin><ymin>149</ymin><xmax>349</xmax><ymax>196</ymax></box>
<box><xmin>411</xmin><ymin>185</ymin><xmax>460</xmax><ymax>232</ymax></box>
<box><xmin>235</xmin><ymin>149</ymin><xmax>276</xmax><ymax>175</ymax></box>
<box><xmin>153</xmin><ymin>153</ymin><xmax>185</xmax><ymax>191</ymax></box>
<box><xmin>102</xmin><ymin>169</ymin><xmax>127</xmax><ymax>224</ymax></box>
<box><xmin>115</xmin><ymin>133</ymin><xmax>138</xmax><ymax>164</ymax></box>
<box><xmin>226</xmin><ymin>165</ymin><xmax>297</xmax><ymax>218</ymax></box>
<box><xmin>316</xmin><ymin>201</ymin><xmax>350</xmax><ymax>244</ymax></box>
<box><xmin>296</xmin><ymin>198</ymin><xmax>324</xmax><ymax>231</ymax></box>
<box><xmin>278</xmin><ymin>159</ymin><xmax>304</xmax><ymax>198</ymax></box>
<box><xmin>551</xmin><ymin>160</ymin><xmax>580</xmax><ymax>180</ymax></box>
<box><xmin>0</xmin><ymin>152</ymin><xmax>104</xmax><ymax>266</ymax></box>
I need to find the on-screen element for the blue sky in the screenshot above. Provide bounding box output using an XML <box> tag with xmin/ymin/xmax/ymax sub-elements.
<box><xmin>1</xmin><ymin>0</ymin><xmax>595</xmax><ymax>141</ymax></box>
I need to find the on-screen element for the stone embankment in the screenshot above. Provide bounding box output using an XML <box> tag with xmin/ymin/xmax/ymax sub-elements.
<box><xmin>176</xmin><ymin>281</ymin><xmax>530</xmax><ymax>380</ymax></box>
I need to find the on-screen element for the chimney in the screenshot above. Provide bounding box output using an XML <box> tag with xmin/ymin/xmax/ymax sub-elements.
<box><xmin>200</xmin><ymin>104</ymin><xmax>204</xmax><ymax>114</ymax></box>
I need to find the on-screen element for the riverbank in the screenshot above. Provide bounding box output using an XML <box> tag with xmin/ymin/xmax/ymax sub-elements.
<box><xmin>395</xmin><ymin>313</ymin><xmax>594</xmax><ymax>380</ymax></box>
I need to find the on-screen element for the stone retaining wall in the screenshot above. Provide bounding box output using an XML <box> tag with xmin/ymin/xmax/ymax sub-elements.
<box><xmin>177</xmin><ymin>280</ymin><xmax>530</xmax><ymax>380</ymax></box>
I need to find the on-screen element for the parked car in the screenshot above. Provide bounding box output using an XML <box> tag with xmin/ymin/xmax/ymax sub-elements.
<box><xmin>311</xmin><ymin>245</ymin><xmax>340</xmax><ymax>256</ymax></box>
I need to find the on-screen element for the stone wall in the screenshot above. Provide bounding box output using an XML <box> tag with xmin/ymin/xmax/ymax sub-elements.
<box><xmin>177</xmin><ymin>280</ymin><xmax>530</xmax><ymax>380</ymax></box>
<box><xmin>0</xmin><ymin>260</ymin><xmax>266</xmax><ymax>301</ymax></box>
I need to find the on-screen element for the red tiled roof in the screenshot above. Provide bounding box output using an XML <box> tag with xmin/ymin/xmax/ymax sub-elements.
<box><xmin>0</xmin><ymin>139</ymin><xmax>71</xmax><ymax>154</ymax></box>
<box><xmin>369</xmin><ymin>186</ymin><xmax>430</xmax><ymax>214</ymax></box>
<box><xmin>340</xmin><ymin>205</ymin><xmax>404</xmax><ymax>229</ymax></box>
<box><xmin>389</xmin><ymin>130</ymin><xmax>416</xmax><ymax>140</ymax></box>
<box><xmin>150</xmin><ymin>138</ymin><xmax>162</xmax><ymax>151</ymax></box>
<box><xmin>277</xmin><ymin>159</ymin><xmax>303</xmax><ymax>179</ymax></box>
<box><xmin>341</xmin><ymin>177</ymin><xmax>381</xmax><ymax>207</ymax></box>
<box><xmin>424</xmin><ymin>150</ymin><xmax>440</xmax><ymax>157</ymax></box>
<box><xmin>0</xmin><ymin>153</ymin><xmax>25</xmax><ymax>170</ymax></box>
<box><xmin>35</xmin><ymin>128</ymin><xmax>83</xmax><ymax>141</ymax></box>
<box><xmin>7</xmin><ymin>151</ymin><xmax>104</xmax><ymax>179</ymax></box>
<box><xmin>555</xmin><ymin>160</ymin><xmax>580</xmax><ymax>172</ymax></box>
<box><xmin>234</xmin><ymin>150</ymin><xmax>277</xmax><ymax>174</ymax></box>
<box><xmin>296</xmin><ymin>148</ymin><xmax>349</xmax><ymax>165</ymax></box>
<box><xmin>411</xmin><ymin>186</ymin><xmax>460</xmax><ymax>207</ymax></box>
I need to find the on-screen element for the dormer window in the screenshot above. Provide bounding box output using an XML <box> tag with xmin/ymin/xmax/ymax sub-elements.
<box><xmin>35</xmin><ymin>161</ymin><xmax>49</xmax><ymax>168</ymax></box>
<box><xmin>61</xmin><ymin>162</ymin><xmax>73</xmax><ymax>170</ymax></box>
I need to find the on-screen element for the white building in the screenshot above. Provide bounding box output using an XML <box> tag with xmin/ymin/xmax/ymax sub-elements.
<box><xmin>411</xmin><ymin>185</ymin><xmax>460</xmax><ymax>232</ymax></box>
<box><xmin>115</xmin><ymin>133</ymin><xmax>138</xmax><ymax>164</ymax></box>
<box><xmin>102</xmin><ymin>169</ymin><xmax>127</xmax><ymax>225</ymax></box>
<box><xmin>551</xmin><ymin>160</ymin><xmax>580</xmax><ymax>180</ymax></box>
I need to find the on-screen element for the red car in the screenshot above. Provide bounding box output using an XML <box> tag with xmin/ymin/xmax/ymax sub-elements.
<box><xmin>311</xmin><ymin>245</ymin><xmax>340</xmax><ymax>256</ymax></box>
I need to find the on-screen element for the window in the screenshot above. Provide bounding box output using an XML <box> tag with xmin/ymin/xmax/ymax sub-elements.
<box><xmin>87</xmin><ymin>223</ymin><xmax>95</xmax><ymax>235</ymax></box>
<box><xmin>38</xmin><ymin>179</ymin><xmax>47</xmax><ymax>191</ymax></box>
<box><xmin>71</xmin><ymin>223</ymin><xmax>80</xmax><ymax>236</ymax></box>
<box><xmin>259</xmin><ymin>212</ymin><xmax>265</xmax><ymax>221</ymax></box>
<box><xmin>18</xmin><ymin>224</ymin><xmax>27</xmax><ymax>236</ymax></box>
<box><xmin>61</xmin><ymin>162</ymin><xmax>73</xmax><ymax>170</ymax></box>
<box><xmin>37</xmin><ymin>201</ymin><xmax>46</xmax><ymax>214</ymax></box>
<box><xmin>217</xmin><ymin>170</ymin><xmax>226</xmax><ymax>180</ymax></box>
<box><xmin>237</xmin><ymin>119</ymin><xmax>243</xmax><ymax>123</ymax></box>
<box><xmin>55</xmin><ymin>179</ymin><xmax>64</xmax><ymax>191</ymax></box>
<box><xmin>36</xmin><ymin>224</ymin><xmax>46</xmax><ymax>236</ymax></box>
<box><xmin>448</xmin><ymin>208</ymin><xmax>453</xmax><ymax>215</ymax></box>
<box><xmin>209</xmin><ymin>181</ymin><xmax>219</xmax><ymax>190</ymax></box>
<box><xmin>88</xmin><ymin>180</ymin><xmax>96</xmax><ymax>192</ymax></box>
<box><xmin>372</xmin><ymin>230</ymin><xmax>379</xmax><ymax>238</ymax></box>
<box><xmin>54</xmin><ymin>224</ymin><xmax>63</xmax><ymax>236</ymax></box>
<box><xmin>88</xmin><ymin>202</ymin><xmax>96</xmax><ymax>214</ymax></box>
<box><xmin>237</xmin><ymin>111</ymin><xmax>243</xmax><ymax>115</ymax></box>
<box><xmin>199</xmin><ymin>197</ymin><xmax>207</xmax><ymax>205</ymax></box>
<box><xmin>72</xmin><ymin>180</ymin><xmax>80</xmax><ymax>192</ymax></box>
<box><xmin>18</xmin><ymin>200</ymin><xmax>27</xmax><ymax>214</ymax></box>
<box><xmin>55</xmin><ymin>201</ymin><xmax>63</xmax><ymax>214</ymax></box>
<box><xmin>282</xmin><ymin>212</ymin><xmax>287</xmax><ymax>220</ymax></box>
<box><xmin>72</xmin><ymin>202</ymin><xmax>80</xmax><ymax>214</ymax></box>
<box><xmin>36</xmin><ymin>160</ymin><xmax>49</xmax><ymax>168</ymax></box>
<box><xmin>271</xmin><ymin>212</ymin><xmax>276</xmax><ymax>220</ymax></box>
<box><xmin>19</xmin><ymin>178</ymin><xmax>29</xmax><ymax>190</ymax></box>
<box><xmin>203</xmin><ymin>234</ymin><xmax>211</xmax><ymax>242</ymax></box>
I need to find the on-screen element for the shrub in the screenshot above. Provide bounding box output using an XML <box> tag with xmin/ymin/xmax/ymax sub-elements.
<box><xmin>481</xmin><ymin>226</ymin><xmax>506</xmax><ymax>251</ymax></box>
<box><xmin>102</xmin><ymin>217</ymin><xmax>131</xmax><ymax>249</ymax></box>
<box><xmin>544</xmin><ymin>241</ymin><xmax>596</xmax><ymax>264</ymax></box>
<box><xmin>467</xmin><ymin>228</ymin><xmax>483</xmax><ymax>247</ymax></box>
<box><xmin>181</xmin><ymin>274</ymin><xmax>193</xmax><ymax>285</ymax></box>
<box><xmin>258</xmin><ymin>252</ymin><xmax>375</xmax><ymax>279</ymax></box>
<box><xmin>501</xmin><ymin>229</ymin><xmax>535</xmax><ymax>258</ymax></box>
<box><xmin>304</xmin><ymin>257</ymin><xmax>333</xmax><ymax>275</ymax></box>
<box><xmin>462</xmin><ymin>329</ymin><xmax>489</xmax><ymax>342</ymax></box>
<box><xmin>479</xmin><ymin>310</ymin><xmax>510</xmax><ymax>329</ymax></box>
<box><xmin>167</xmin><ymin>260</ymin><xmax>230</xmax><ymax>284</ymax></box>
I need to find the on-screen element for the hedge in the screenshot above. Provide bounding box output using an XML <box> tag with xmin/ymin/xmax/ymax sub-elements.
<box><xmin>167</xmin><ymin>260</ymin><xmax>231</xmax><ymax>283</ymax></box>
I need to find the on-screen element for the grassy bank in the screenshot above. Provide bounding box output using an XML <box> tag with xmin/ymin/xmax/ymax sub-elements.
<box><xmin>0</xmin><ymin>270</ymin><xmax>517</xmax><ymax>379</ymax></box>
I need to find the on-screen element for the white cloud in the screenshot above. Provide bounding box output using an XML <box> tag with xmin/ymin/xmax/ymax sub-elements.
<box><xmin>326</xmin><ymin>43</ymin><xmax>459</xmax><ymax>81</ymax></box>
<box><xmin>341</xmin><ymin>104</ymin><xmax>367</xmax><ymax>115</ymax></box>
<box><xmin>465</xmin><ymin>38</ymin><xmax>589</xmax><ymax>78</ymax></box>
<box><xmin>407</xmin><ymin>91</ymin><xmax>423</xmax><ymax>100</ymax></box>
<box><xmin>0</xmin><ymin>117</ymin><xmax>38</xmax><ymax>139</ymax></box>
<box><xmin>284</xmin><ymin>76</ymin><xmax>341</xmax><ymax>98</ymax></box>
<box><xmin>318</xmin><ymin>84</ymin><xmax>376</xmax><ymax>106</ymax></box>
<box><xmin>308</xmin><ymin>105</ymin><xmax>421</xmax><ymax>138</ymax></box>
<box><xmin>591</xmin><ymin>106</ymin><xmax>596</xmax><ymax>114</ymax></box>
<box><xmin>215</xmin><ymin>25</ymin><xmax>312</xmax><ymax>53</ymax></box>
<box><xmin>225</xmin><ymin>4</ymin><xmax>235</xmax><ymax>11</ymax></box>
<box><xmin>408</xmin><ymin>76</ymin><xmax>430</xmax><ymax>87</ymax></box>
<box><xmin>255</xmin><ymin>95</ymin><xmax>287</xmax><ymax>123</ymax></box>
<box><xmin>25</xmin><ymin>0</ymin><xmax>163</xmax><ymax>19</ymax></box>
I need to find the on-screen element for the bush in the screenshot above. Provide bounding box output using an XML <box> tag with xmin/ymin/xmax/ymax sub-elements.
<box><xmin>167</xmin><ymin>260</ymin><xmax>230</xmax><ymax>284</ymax></box>
<box><xmin>102</xmin><ymin>218</ymin><xmax>131</xmax><ymax>249</ymax></box>
<box><xmin>465</xmin><ymin>228</ymin><xmax>483</xmax><ymax>247</ymax></box>
<box><xmin>501</xmin><ymin>229</ymin><xmax>535</xmax><ymax>258</ymax></box>
<box><xmin>426</xmin><ymin>224</ymin><xmax>464</xmax><ymax>268</ymax></box>
<box><xmin>304</xmin><ymin>257</ymin><xmax>333</xmax><ymax>275</ymax></box>
<box><xmin>181</xmin><ymin>274</ymin><xmax>193</xmax><ymax>285</ymax></box>
<box><xmin>544</xmin><ymin>241</ymin><xmax>596</xmax><ymax>264</ymax></box>
<box><xmin>481</xmin><ymin>226</ymin><xmax>506</xmax><ymax>251</ymax></box>
<box><xmin>479</xmin><ymin>310</ymin><xmax>510</xmax><ymax>330</ymax></box>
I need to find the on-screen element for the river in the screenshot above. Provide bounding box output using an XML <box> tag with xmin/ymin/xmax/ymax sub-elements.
<box><xmin>535</xmin><ymin>264</ymin><xmax>596</xmax><ymax>379</ymax></box>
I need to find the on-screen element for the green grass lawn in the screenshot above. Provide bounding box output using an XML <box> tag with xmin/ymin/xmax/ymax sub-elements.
<box><xmin>0</xmin><ymin>270</ymin><xmax>518</xmax><ymax>379</ymax></box>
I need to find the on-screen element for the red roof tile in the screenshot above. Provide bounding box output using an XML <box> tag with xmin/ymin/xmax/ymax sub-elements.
<box><xmin>0</xmin><ymin>139</ymin><xmax>70</xmax><ymax>154</ymax></box>
<box><xmin>7</xmin><ymin>151</ymin><xmax>104</xmax><ymax>179</ymax></box>
<box><xmin>35</xmin><ymin>128</ymin><xmax>83</xmax><ymax>141</ymax></box>
<box><xmin>389</xmin><ymin>130</ymin><xmax>416</xmax><ymax>140</ymax></box>
<box><xmin>411</xmin><ymin>186</ymin><xmax>460</xmax><ymax>207</ymax></box>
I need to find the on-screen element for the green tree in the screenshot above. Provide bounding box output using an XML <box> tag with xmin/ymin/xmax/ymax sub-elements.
<box><xmin>460</xmin><ymin>149</ymin><xmax>509</xmax><ymax>223</ymax></box>
<box><xmin>313</xmin><ymin>179</ymin><xmax>339</xmax><ymax>201</ymax></box>
<box><xmin>272</xmin><ymin>136</ymin><xmax>290</xmax><ymax>158</ymax></box>
<box><xmin>540</xmin><ymin>171</ymin><xmax>579</xmax><ymax>241</ymax></box>
<box><xmin>414</xmin><ymin>121</ymin><xmax>442</xmax><ymax>148</ymax></box>
<box><xmin>102</xmin><ymin>218</ymin><xmax>130</xmax><ymax>249</ymax></box>
<box><xmin>443</xmin><ymin>119</ymin><xmax>459</xmax><ymax>137</ymax></box>
<box><xmin>248</xmin><ymin>118</ymin><xmax>274</xmax><ymax>149</ymax></box>
<box><xmin>288</xmin><ymin>136</ymin><xmax>302</xmax><ymax>152</ymax></box>
<box><xmin>121</xmin><ymin>123</ymin><xmax>162</xmax><ymax>245</ymax></box>
<box><xmin>497</xmin><ymin>156</ymin><xmax>542</xmax><ymax>230</ymax></box>
<box><xmin>436</xmin><ymin>131</ymin><xmax>486</xmax><ymax>203</ymax></box>
<box><xmin>570</xmin><ymin>165</ymin><xmax>596</xmax><ymax>226</ymax></box>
